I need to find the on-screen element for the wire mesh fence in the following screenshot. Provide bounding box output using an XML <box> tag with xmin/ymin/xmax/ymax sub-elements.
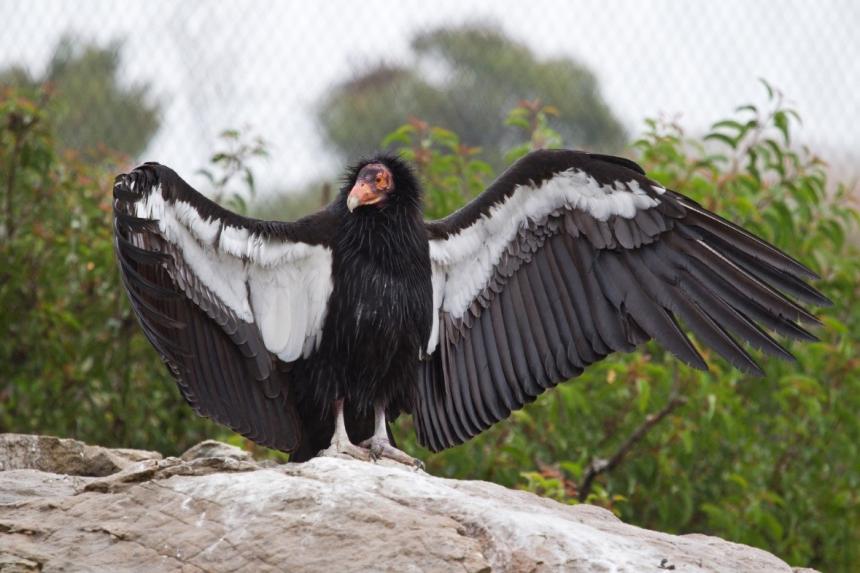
<box><xmin>2</xmin><ymin>0</ymin><xmax>858</xmax><ymax>197</ymax></box>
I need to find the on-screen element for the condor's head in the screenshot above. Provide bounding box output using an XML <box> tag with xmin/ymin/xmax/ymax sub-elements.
<box><xmin>344</xmin><ymin>155</ymin><xmax>421</xmax><ymax>214</ymax></box>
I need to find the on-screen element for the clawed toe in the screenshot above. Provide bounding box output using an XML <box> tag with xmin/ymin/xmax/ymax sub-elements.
<box><xmin>360</xmin><ymin>438</ymin><xmax>424</xmax><ymax>470</ymax></box>
<box><xmin>317</xmin><ymin>441</ymin><xmax>371</xmax><ymax>462</ymax></box>
<box><xmin>359</xmin><ymin>439</ymin><xmax>384</xmax><ymax>461</ymax></box>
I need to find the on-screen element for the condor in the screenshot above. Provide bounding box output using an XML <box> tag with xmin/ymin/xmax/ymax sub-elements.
<box><xmin>113</xmin><ymin>150</ymin><xmax>829</xmax><ymax>466</ymax></box>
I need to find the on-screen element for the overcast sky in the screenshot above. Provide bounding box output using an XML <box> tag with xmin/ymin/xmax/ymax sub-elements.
<box><xmin>2</xmin><ymin>0</ymin><xmax>858</xmax><ymax>194</ymax></box>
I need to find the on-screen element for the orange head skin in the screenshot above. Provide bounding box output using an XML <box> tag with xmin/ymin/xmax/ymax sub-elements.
<box><xmin>347</xmin><ymin>163</ymin><xmax>394</xmax><ymax>212</ymax></box>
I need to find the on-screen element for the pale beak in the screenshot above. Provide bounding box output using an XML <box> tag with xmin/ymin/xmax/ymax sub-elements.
<box><xmin>347</xmin><ymin>194</ymin><xmax>361</xmax><ymax>212</ymax></box>
<box><xmin>347</xmin><ymin>180</ymin><xmax>381</xmax><ymax>212</ymax></box>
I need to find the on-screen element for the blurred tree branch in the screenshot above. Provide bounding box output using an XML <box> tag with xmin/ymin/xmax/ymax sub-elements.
<box><xmin>578</xmin><ymin>392</ymin><xmax>687</xmax><ymax>503</ymax></box>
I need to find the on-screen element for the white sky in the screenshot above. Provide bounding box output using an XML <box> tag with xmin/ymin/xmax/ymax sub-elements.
<box><xmin>2</xmin><ymin>0</ymin><xmax>858</xmax><ymax>194</ymax></box>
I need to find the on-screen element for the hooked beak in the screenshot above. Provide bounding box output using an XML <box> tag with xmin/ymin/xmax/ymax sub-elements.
<box><xmin>347</xmin><ymin>180</ymin><xmax>382</xmax><ymax>212</ymax></box>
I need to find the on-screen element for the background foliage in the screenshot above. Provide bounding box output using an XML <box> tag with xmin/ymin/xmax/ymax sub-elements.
<box><xmin>318</xmin><ymin>24</ymin><xmax>626</xmax><ymax>171</ymax></box>
<box><xmin>0</xmin><ymin>36</ymin><xmax>160</xmax><ymax>158</ymax></box>
<box><xmin>0</xmin><ymin>86</ymin><xmax>221</xmax><ymax>453</ymax></box>
<box><xmin>1</xmin><ymin>81</ymin><xmax>857</xmax><ymax>571</ymax></box>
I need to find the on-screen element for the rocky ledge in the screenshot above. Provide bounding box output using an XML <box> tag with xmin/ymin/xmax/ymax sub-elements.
<box><xmin>0</xmin><ymin>433</ymin><xmax>816</xmax><ymax>573</ymax></box>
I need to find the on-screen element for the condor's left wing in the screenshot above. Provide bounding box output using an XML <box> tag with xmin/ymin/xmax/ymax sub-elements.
<box><xmin>414</xmin><ymin>149</ymin><xmax>829</xmax><ymax>452</ymax></box>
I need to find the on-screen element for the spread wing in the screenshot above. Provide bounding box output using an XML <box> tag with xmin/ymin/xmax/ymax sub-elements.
<box><xmin>113</xmin><ymin>163</ymin><xmax>337</xmax><ymax>452</ymax></box>
<box><xmin>415</xmin><ymin>149</ymin><xmax>830</xmax><ymax>452</ymax></box>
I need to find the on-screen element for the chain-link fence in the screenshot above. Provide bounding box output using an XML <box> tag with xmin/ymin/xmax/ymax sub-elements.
<box><xmin>2</xmin><ymin>0</ymin><xmax>858</xmax><ymax>196</ymax></box>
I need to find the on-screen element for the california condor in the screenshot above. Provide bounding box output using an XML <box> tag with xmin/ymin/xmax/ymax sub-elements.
<box><xmin>112</xmin><ymin>150</ymin><xmax>829</xmax><ymax>466</ymax></box>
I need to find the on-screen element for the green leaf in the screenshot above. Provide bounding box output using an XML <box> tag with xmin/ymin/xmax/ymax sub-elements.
<box><xmin>504</xmin><ymin>143</ymin><xmax>531</xmax><ymax>163</ymax></box>
<box><xmin>820</xmin><ymin>219</ymin><xmax>845</xmax><ymax>250</ymax></box>
<box><xmin>430</xmin><ymin>127</ymin><xmax>459</xmax><ymax>149</ymax></box>
<box><xmin>706</xmin><ymin>393</ymin><xmax>717</xmax><ymax>422</ymax></box>
<box><xmin>196</xmin><ymin>168</ymin><xmax>215</xmax><ymax>184</ymax></box>
<box><xmin>758</xmin><ymin>511</ymin><xmax>785</xmax><ymax>541</ymax></box>
<box><xmin>711</xmin><ymin>119</ymin><xmax>746</xmax><ymax>133</ymax></box>
<box><xmin>762</xmin><ymin>139</ymin><xmax>785</xmax><ymax>174</ymax></box>
<box><xmin>727</xmin><ymin>473</ymin><xmax>749</xmax><ymax>490</ymax></box>
<box><xmin>759</xmin><ymin>77</ymin><xmax>775</xmax><ymax>99</ymax></box>
<box><xmin>243</xmin><ymin>168</ymin><xmax>255</xmax><ymax>193</ymax></box>
<box><xmin>746</xmin><ymin>148</ymin><xmax>761</xmax><ymax>182</ymax></box>
<box><xmin>704</xmin><ymin>132</ymin><xmax>738</xmax><ymax>149</ymax></box>
<box><xmin>735</xmin><ymin>104</ymin><xmax>758</xmax><ymax>115</ymax></box>
<box><xmin>560</xmin><ymin>461</ymin><xmax>582</xmax><ymax>478</ymax></box>
<box><xmin>636</xmin><ymin>378</ymin><xmax>651</xmax><ymax>413</ymax></box>
<box><xmin>774</xmin><ymin>110</ymin><xmax>790</xmax><ymax>144</ymax></box>
<box><xmin>505</xmin><ymin>115</ymin><xmax>531</xmax><ymax>130</ymax></box>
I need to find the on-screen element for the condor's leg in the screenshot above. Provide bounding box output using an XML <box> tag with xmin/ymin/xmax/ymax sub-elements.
<box><xmin>360</xmin><ymin>403</ymin><xmax>424</xmax><ymax>470</ymax></box>
<box><xmin>318</xmin><ymin>399</ymin><xmax>371</xmax><ymax>461</ymax></box>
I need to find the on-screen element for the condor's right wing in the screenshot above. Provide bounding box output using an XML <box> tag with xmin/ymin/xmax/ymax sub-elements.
<box><xmin>113</xmin><ymin>163</ymin><xmax>337</xmax><ymax>451</ymax></box>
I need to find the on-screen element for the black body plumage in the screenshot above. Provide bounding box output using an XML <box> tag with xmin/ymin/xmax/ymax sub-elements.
<box><xmin>290</xmin><ymin>157</ymin><xmax>433</xmax><ymax>460</ymax></box>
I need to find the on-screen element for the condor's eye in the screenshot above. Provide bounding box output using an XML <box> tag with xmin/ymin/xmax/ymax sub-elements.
<box><xmin>375</xmin><ymin>171</ymin><xmax>392</xmax><ymax>191</ymax></box>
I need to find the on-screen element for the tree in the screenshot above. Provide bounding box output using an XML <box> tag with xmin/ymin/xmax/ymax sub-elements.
<box><xmin>0</xmin><ymin>87</ymin><xmax>216</xmax><ymax>455</ymax></box>
<box><xmin>317</xmin><ymin>24</ymin><xmax>626</xmax><ymax>170</ymax></box>
<box><xmin>0</xmin><ymin>36</ymin><xmax>159</xmax><ymax>157</ymax></box>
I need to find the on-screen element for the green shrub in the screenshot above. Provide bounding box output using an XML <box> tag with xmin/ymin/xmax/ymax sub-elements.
<box><xmin>0</xmin><ymin>87</ymin><xmax>223</xmax><ymax>454</ymax></box>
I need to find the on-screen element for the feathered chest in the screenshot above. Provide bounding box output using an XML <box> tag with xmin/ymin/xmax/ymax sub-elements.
<box><xmin>323</xmin><ymin>213</ymin><xmax>434</xmax><ymax>356</ymax></box>
<box><xmin>340</xmin><ymin>263</ymin><xmax>429</xmax><ymax>335</ymax></box>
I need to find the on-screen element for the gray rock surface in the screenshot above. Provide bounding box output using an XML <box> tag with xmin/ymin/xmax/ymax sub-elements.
<box><xmin>0</xmin><ymin>433</ymin><xmax>817</xmax><ymax>573</ymax></box>
<box><xmin>0</xmin><ymin>433</ymin><xmax>161</xmax><ymax>477</ymax></box>
<box><xmin>179</xmin><ymin>440</ymin><xmax>254</xmax><ymax>463</ymax></box>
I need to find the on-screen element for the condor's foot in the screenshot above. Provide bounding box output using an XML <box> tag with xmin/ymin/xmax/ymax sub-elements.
<box><xmin>318</xmin><ymin>398</ymin><xmax>371</xmax><ymax>461</ymax></box>
<box><xmin>317</xmin><ymin>438</ymin><xmax>371</xmax><ymax>462</ymax></box>
<box><xmin>360</xmin><ymin>437</ymin><xmax>424</xmax><ymax>470</ymax></box>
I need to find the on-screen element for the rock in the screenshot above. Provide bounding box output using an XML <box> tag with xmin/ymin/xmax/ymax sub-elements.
<box><xmin>0</xmin><ymin>433</ymin><xmax>161</xmax><ymax>477</ymax></box>
<box><xmin>180</xmin><ymin>439</ymin><xmax>253</xmax><ymax>462</ymax></box>
<box><xmin>0</xmin><ymin>553</ymin><xmax>41</xmax><ymax>573</ymax></box>
<box><xmin>0</xmin><ymin>433</ymin><xmax>818</xmax><ymax>573</ymax></box>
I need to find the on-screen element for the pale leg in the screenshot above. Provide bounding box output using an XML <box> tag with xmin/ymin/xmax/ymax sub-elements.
<box><xmin>360</xmin><ymin>403</ymin><xmax>424</xmax><ymax>470</ymax></box>
<box><xmin>318</xmin><ymin>399</ymin><xmax>371</xmax><ymax>461</ymax></box>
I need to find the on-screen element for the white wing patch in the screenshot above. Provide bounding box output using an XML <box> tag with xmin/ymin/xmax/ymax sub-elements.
<box><xmin>135</xmin><ymin>190</ymin><xmax>333</xmax><ymax>362</ymax></box>
<box><xmin>426</xmin><ymin>266</ymin><xmax>446</xmax><ymax>355</ymax></box>
<box><xmin>428</xmin><ymin>169</ymin><xmax>662</xmax><ymax>327</ymax></box>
